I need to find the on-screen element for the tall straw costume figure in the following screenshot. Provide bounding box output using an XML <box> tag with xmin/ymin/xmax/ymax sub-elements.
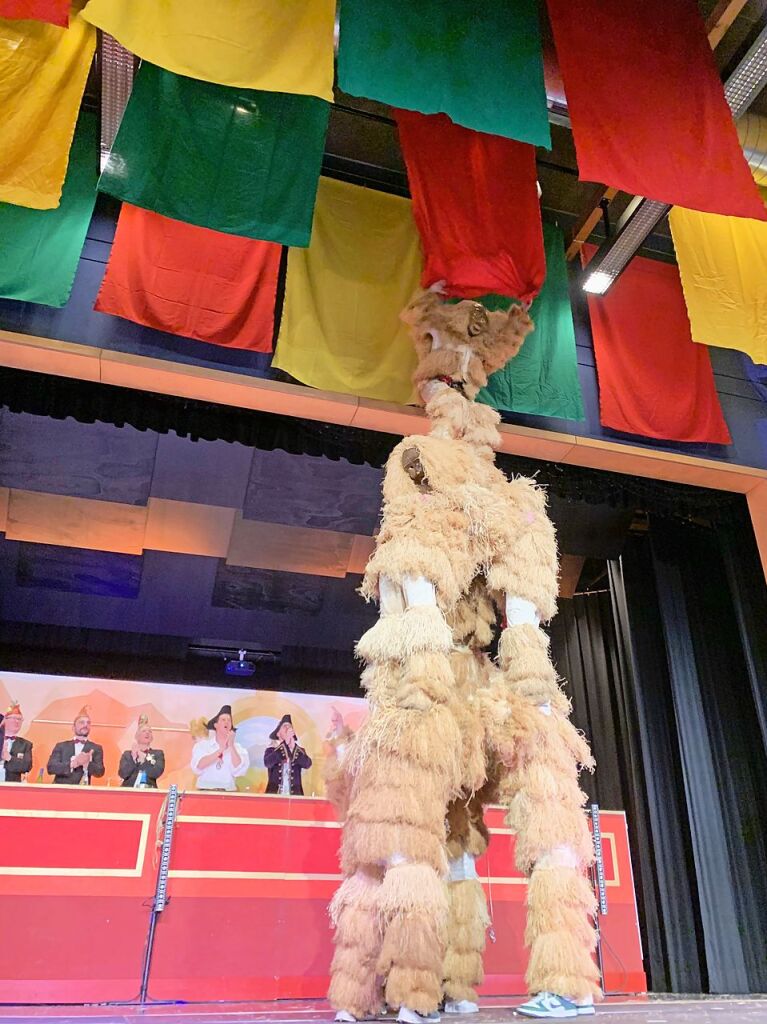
<box><xmin>327</xmin><ymin>283</ymin><xmax>600</xmax><ymax>1023</ymax></box>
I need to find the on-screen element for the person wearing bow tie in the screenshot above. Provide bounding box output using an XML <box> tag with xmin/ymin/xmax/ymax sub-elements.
<box><xmin>0</xmin><ymin>701</ymin><xmax>33</xmax><ymax>783</ymax></box>
<box><xmin>47</xmin><ymin>706</ymin><xmax>105</xmax><ymax>785</ymax></box>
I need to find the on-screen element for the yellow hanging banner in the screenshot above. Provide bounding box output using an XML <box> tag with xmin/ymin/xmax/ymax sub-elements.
<box><xmin>0</xmin><ymin>8</ymin><xmax>95</xmax><ymax>210</ymax></box>
<box><xmin>274</xmin><ymin>177</ymin><xmax>421</xmax><ymax>405</ymax></box>
<box><xmin>81</xmin><ymin>0</ymin><xmax>335</xmax><ymax>101</ymax></box>
<box><xmin>670</xmin><ymin>199</ymin><xmax>767</xmax><ymax>365</ymax></box>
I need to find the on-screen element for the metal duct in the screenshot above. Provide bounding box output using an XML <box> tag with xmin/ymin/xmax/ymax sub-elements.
<box><xmin>737</xmin><ymin>112</ymin><xmax>767</xmax><ymax>186</ymax></box>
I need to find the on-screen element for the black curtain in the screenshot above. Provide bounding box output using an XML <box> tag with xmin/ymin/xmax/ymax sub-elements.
<box><xmin>554</xmin><ymin>508</ymin><xmax>767</xmax><ymax>995</ymax></box>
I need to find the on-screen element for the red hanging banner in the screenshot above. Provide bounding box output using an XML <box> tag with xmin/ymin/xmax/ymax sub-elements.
<box><xmin>395</xmin><ymin>110</ymin><xmax>545</xmax><ymax>303</ymax></box>
<box><xmin>583</xmin><ymin>246</ymin><xmax>730</xmax><ymax>445</ymax></box>
<box><xmin>0</xmin><ymin>0</ymin><xmax>69</xmax><ymax>25</ymax></box>
<box><xmin>95</xmin><ymin>204</ymin><xmax>281</xmax><ymax>352</ymax></box>
<box><xmin>547</xmin><ymin>0</ymin><xmax>767</xmax><ymax>221</ymax></box>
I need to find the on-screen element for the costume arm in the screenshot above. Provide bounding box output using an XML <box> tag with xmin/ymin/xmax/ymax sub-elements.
<box><xmin>232</xmin><ymin>744</ymin><xmax>250</xmax><ymax>778</ymax></box>
<box><xmin>14</xmin><ymin>741</ymin><xmax>33</xmax><ymax>776</ymax></box>
<box><xmin>190</xmin><ymin>740</ymin><xmax>210</xmax><ymax>775</ymax></box>
<box><xmin>264</xmin><ymin>745</ymin><xmax>283</xmax><ymax>768</ymax></box>
<box><xmin>296</xmin><ymin>747</ymin><xmax>312</xmax><ymax>769</ymax></box>
<box><xmin>46</xmin><ymin>742</ymin><xmax>69</xmax><ymax>778</ymax></box>
<box><xmin>89</xmin><ymin>745</ymin><xmax>105</xmax><ymax>778</ymax></box>
<box><xmin>118</xmin><ymin>751</ymin><xmax>134</xmax><ymax>781</ymax></box>
<box><xmin>144</xmin><ymin>751</ymin><xmax>165</xmax><ymax>780</ymax></box>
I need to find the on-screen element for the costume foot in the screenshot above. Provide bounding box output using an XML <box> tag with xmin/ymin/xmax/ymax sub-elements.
<box><xmin>398</xmin><ymin>1009</ymin><xmax>441</xmax><ymax>1024</ymax></box>
<box><xmin>574</xmin><ymin>997</ymin><xmax>595</xmax><ymax>1016</ymax></box>
<box><xmin>444</xmin><ymin>1001</ymin><xmax>479</xmax><ymax>1015</ymax></box>
<box><xmin>516</xmin><ymin>992</ymin><xmax>578</xmax><ymax>1019</ymax></box>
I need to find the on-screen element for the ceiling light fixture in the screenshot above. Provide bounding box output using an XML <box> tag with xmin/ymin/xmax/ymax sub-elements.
<box><xmin>580</xmin><ymin>22</ymin><xmax>767</xmax><ymax>296</ymax></box>
<box><xmin>99</xmin><ymin>35</ymin><xmax>134</xmax><ymax>172</ymax></box>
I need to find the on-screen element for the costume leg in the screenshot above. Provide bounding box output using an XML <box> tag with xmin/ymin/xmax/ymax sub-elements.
<box><xmin>484</xmin><ymin>481</ymin><xmax>600</xmax><ymax>1007</ymax></box>
<box><xmin>331</xmin><ymin>578</ymin><xmax>463</xmax><ymax>1020</ymax></box>
<box><xmin>329</xmin><ymin>868</ymin><xmax>386</xmax><ymax>1019</ymax></box>
<box><xmin>443</xmin><ymin>795</ymin><xmax>490</xmax><ymax>1012</ymax></box>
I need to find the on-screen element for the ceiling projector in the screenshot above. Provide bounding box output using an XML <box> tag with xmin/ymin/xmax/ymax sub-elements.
<box><xmin>225</xmin><ymin>650</ymin><xmax>257</xmax><ymax>677</ymax></box>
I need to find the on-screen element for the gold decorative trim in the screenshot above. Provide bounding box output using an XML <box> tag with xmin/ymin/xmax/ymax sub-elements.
<box><xmin>176</xmin><ymin>814</ymin><xmax>341</xmax><ymax>828</ymax></box>
<box><xmin>168</xmin><ymin>870</ymin><xmax>343</xmax><ymax>881</ymax></box>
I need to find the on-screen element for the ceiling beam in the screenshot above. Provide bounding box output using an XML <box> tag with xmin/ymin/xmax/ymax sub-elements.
<box><xmin>565</xmin><ymin>0</ymin><xmax>747</xmax><ymax>260</ymax></box>
<box><xmin>706</xmin><ymin>0</ymin><xmax>750</xmax><ymax>49</ymax></box>
<box><xmin>565</xmin><ymin>183</ymin><xmax>618</xmax><ymax>260</ymax></box>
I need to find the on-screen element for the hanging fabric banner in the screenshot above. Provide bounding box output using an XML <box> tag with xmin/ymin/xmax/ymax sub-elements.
<box><xmin>274</xmin><ymin>177</ymin><xmax>421</xmax><ymax>405</ymax></box>
<box><xmin>81</xmin><ymin>0</ymin><xmax>334</xmax><ymax>100</ymax></box>
<box><xmin>98</xmin><ymin>63</ymin><xmax>329</xmax><ymax>247</ymax></box>
<box><xmin>0</xmin><ymin>0</ymin><xmax>69</xmax><ymax>25</ymax></box>
<box><xmin>338</xmin><ymin>0</ymin><xmax>550</xmax><ymax>148</ymax></box>
<box><xmin>95</xmin><ymin>205</ymin><xmax>281</xmax><ymax>351</ymax></box>
<box><xmin>582</xmin><ymin>245</ymin><xmax>730</xmax><ymax>444</ymax></box>
<box><xmin>546</xmin><ymin>0</ymin><xmax>767</xmax><ymax>221</ymax></box>
<box><xmin>669</xmin><ymin>205</ymin><xmax>767</xmax><ymax>366</ymax></box>
<box><xmin>0</xmin><ymin>7</ymin><xmax>95</xmax><ymax>209</ymax></box>
<box><xmin>0</xmin><ymin>111</ymin><xmax>97</xmax><ymax>306</ymax></box>
<box><xmin>742</xmin><ymin>354</ymin><xmax>767</xmax><ymax>405</ymax></box>
<box><xmin>477</xmin><ymin>223</ymin><xmax>584</xmax><ymax>420</ymax></box>
<box><xmin>396</xmin><ymin>110</ymin><xmax>545</xmax><ymax>303</ymax></box>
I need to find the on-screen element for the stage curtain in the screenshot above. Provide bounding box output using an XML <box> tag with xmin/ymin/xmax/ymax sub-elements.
<box><xmin>477</xmin><ymin>223</ymin><xmax>583</xmax><ymax>420</ymax></box>
<box><xmin>582</xmin><ymin>245</ymin><xmax>731</xmax><ymax>444</ymax></box>
<box><xmin>273</xmin><ymin>177</ymin><xmax>420</xmax><ymax>405</ymax></box>
<box><xmin>546</xmin><ymin>0</ymin><xmax>767</xmax><ymax>221</ymax></box>
<box><xmin>0</xmin><ymin>111</ymin><xmax>97</xmax><ymax>307</ymax></box>
<box><xmin>98</xmin><ymin>63</ymin><xmax>329</xmax><ymax>247</ymax></box>
<box><xmin>396</xmin><ymin>110</ymin><xmax>545</xmax><ymax>303</ymax></box>
<box><xmin>647</xmin><ymin>519</ymin><xmax>767</xmax><ymax>991</ymax></box>
<box><xmin>669</xmin><ymin>205</ymin><xmax>767</xmax><ymax>365</ymax></box>
<box><xmin>610</xmin><ymin>540</ymin><xmax>707</xmax><ymax>993</ymax></box>
<box><xmin>0</xmin><ymin>0</ymin><xmax>69</xmax><ymax>25</ymax></box>
<box><xmin>81</xmin><ymin>0</ymin><xmax>334</xmax><ymax>100</ymax></box>
<box><xmin>94</xmin><ymin>205</ymin><xmax>281</xmax><ymax>352</ymax></box>
<box><xmin>338</xmin><ymin>0</ymin><xmax>550</xmax><ymax>148</ymax></box>
<box><xmin>0</xmin><ymin>6</ymin><xmax>95</xmax><ymax>209</ymax></box>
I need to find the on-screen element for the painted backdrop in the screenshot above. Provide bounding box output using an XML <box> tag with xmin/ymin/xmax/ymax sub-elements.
<box><xmin>0</xmin><ymin>671</ymin><xmax>366</xmax><ymax>794</ymax></box>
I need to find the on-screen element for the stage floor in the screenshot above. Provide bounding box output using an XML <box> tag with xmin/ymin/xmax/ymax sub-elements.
<box><xmin>2</xmin><ymin>999</ymin><xmax>767</xmax><ymax>1024</ymax></box>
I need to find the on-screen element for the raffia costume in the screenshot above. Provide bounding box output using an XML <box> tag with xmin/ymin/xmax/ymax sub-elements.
<box><xmin>328</xmin><ymin>288</ymin><xmax>599</xmax><ymax>1021</ymax></box>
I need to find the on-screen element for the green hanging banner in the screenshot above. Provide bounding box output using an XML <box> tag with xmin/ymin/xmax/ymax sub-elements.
<box><xmin>477</xmin><ymin>223</ymin><xmax>585</xmax><ymax>421</ymax></box>
<box><xmin>0</xmin><ymin>110</ymin><xmax>97</xmax><ymax>307</ymax></box>
<box><xmin>338</xmin><ymin>0</ymin><xmax>551</xmax><ymax>149</ymax></box>
<box><xmin>99</xmin><ymin>62</ymin><xmax>330</xmax><ymax>247</ymax></box>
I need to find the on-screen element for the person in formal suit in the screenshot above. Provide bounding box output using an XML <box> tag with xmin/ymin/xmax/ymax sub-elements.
<box><xmin>118</xmin><ymin>714</ymin><xmax>165</xmax><ymax>788</ymax></box>
<box><xmin>0</xmin><ymin>701</ymin><xmax>33</xmax><ymax>783</ymax></box>
<box><xmin>47</xmin><ymin>705</ymin><xmax>105</xmax><ymax>785</ymax></box>
<box><xmin>264</xmin><ymin>713</ymin><xmax>312</xmax><ymax>796</ymax></box>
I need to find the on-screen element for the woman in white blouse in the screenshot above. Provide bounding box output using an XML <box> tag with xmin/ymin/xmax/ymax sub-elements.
<box><xmin>191</xmin><ymin>704</ymin><xmax>249</xmax><ymax>792</ymax></box>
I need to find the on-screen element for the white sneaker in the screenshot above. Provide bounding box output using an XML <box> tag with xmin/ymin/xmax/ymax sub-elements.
<box><xmin>398</xmin><ymin>1009</ymin><xmax>441</xmax><ymax>1024</ymax></box>
<box><xmin>336</xmin><ymin>1013</ymin><xmax>357</xmax><ymax>1023</ymax></box>
<box><xmin>516</xmin><ymin>992</ymin><xmax>578</xmax><ymax>1018</ymax></box>
<box><xmin>574</xmin><ymin>997</ymin><xmax>595</xmax><ymax>1016</ymax></box>
<box><xmin>444</xmin><ymin>1001</ymin><xmax>479</xmax><ymax>1015</ymax></box>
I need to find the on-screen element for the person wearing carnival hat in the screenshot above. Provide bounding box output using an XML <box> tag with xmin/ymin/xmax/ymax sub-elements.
<box><xmin>118</xmin><ymin>714</ymin><xmax>165</xmax><ymax>789</ymax></box>
<box><xmin>0</xmin><ymin>701</ymin><xmax>33</xmax><ymax>783</ymax></box>
<box><xmin>264</xmin><ymin>713</ymin><xmax>312</xmax><ymax>796</ymax></box>
<box><xmin>47</xmin><ymin>705</ymin><xmax>105</xmax><ymax>785</ymax></box>
<box><xmin>190</xmin><ymin>704</ymin><xmax>249</xmax><ymax>792</ymax></box>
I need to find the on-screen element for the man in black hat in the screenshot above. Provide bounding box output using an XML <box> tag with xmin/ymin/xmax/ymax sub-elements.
<box><xmin>264</xmin><ymin>714</ymin><xmax>312</xmax><ymax>796</ymax></box>
<box><xmin>191</xmin><ymin>704</ymin><xmax>249</xmax><ymax>792</ymax></box>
